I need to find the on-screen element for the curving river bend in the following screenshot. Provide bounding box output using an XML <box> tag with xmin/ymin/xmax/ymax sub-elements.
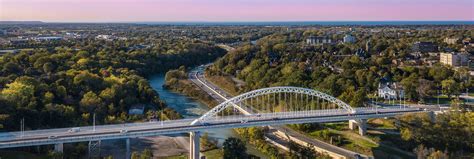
<box><xmin>148</xmin><ymin>73</ymin><xmax>267</xmax><ymax>158</ymax></box>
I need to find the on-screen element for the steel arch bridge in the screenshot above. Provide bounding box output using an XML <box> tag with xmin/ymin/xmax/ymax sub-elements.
<box><xmin>191</xmin><ymin>86</ymin><xmax>356</xmax><ymax>125</ymax></box>
<box><xmin>0</xmin><ymin>86</ymin><xmax>424</xmax><ymax>159</ymax></box>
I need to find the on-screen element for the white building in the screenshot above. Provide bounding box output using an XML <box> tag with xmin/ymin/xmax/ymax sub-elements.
<box><xmin>306</xmin><ymin>36</ymin><xmax>332</xmax><ymax>45</ymax></box>
<box><xmin>444</xmin><ymin>37</ymin><xmax>460</xmax><ymax>45</ymax></box>
<box><xmin>440</xmin><ymin>52</ymin><xmax>469</xmax><ymax>67</ymax></box>
<box><xmin>378</xmin><ymin>82</ymin><xmax>404</xmax><ymax>100</ymax></box>
<box><xmin>343</xmin><ymin>34</ymin><xmax>356</xmax><ymax>43</ymax></box>
<box><xmin>96</xmin><ymin>35</ymin><xmax>116</xmax><ymax>40</ymax></box>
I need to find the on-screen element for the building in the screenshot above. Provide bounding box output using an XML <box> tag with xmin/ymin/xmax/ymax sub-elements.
<box><xmin>439</xmin><ymin>52</ymin><xmax>470</xmax><ymax>67</ymax></box>
<box><xmin>34</xmin><ymin>36</ymin><xmax>63</xmax><ymax>41</ymax></box>
<box><xmin>0</xmin><ymin>29</ymin><xmax>6</xmax><ymax>36</ymax></box>
<box><xmin>378</xmin><ymin>81</ymin><xmax>404</xmax><ymax>100</ymax></box>
<box><xmin>444</xmin><ymin>37</ymin><xmax>460</xmax><ymax>45</ymax></box>
<box><xmin>412</xmin><ymin>42</ymin><xmax>438</xmax><ymax>53</ymax></box>
<box><xmin>0</xmin><ymin>49</ymin><xmax>20</xmax><ymax>55</ymax></box>
<box><xmin>306</xmin><ymin>36</ymin><xmax>332</xmax><ymax>45</ymax></box>
<box><xmin>343</xmin><ymin>34</ymin><xmax>356</xmax><ymax>43</ymax></box>
<box><xmin>355</xmin><ymin>48</ymin><xmax>369</xmax><ymax>59</ymax></box>
<box><xmin>9</xmin><ymin>38</ymin><xmax>28</xmax><ymax>45</ymax></box>
<box><xmin>128</xmin><ymin>104</ymin><xmax>145</xmax><ymax>115</ymax></box>
<box><xmin>96</xmin><ymin>35</ymin><xmax>116</xmax><ymax>41</ymax></box>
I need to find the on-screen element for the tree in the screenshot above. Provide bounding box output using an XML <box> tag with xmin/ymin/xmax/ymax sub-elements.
<box><xmin>441</xmin><ymin>79</ymin><xmax>459</xmax><ymax>98</ymax></box>
<box><xmin>416</xmin><ymin>79</ymin><xmax>435</xmax><ymax>101</ymax></box>
<box><xmin>223</xmin><ymin>137</ymin><xmax>247</xmax><ymax>159</ymax></box>
<box><xmin>401</xmin><ymin>75</ymin><xmax>419</xmax><ymax>101</ymax></box>
<box><xmin>141</xmin><ymin>149</ymin><xmax>153</xmax><ymax>159</ymax></box>
<box><xmin>201</xmin><ymin>132</ymin><xmax>217</xmax><ymax>151</ymax></box>
<box><xmin>80</xmin><ymin>91</ymin><xmax>103</xmax><ymax>113</ymax></box>
<box><xmin>131</xmin><ymin>151</ymin><xmax>140</xmax><ymax>159</ymax></box>
<box><xmin>1</xmin><ymin>78</ymin><xmax>36</xmax><ymax>109</ymax></box>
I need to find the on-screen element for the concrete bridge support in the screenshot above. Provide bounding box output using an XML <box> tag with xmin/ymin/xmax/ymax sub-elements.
<box><xmin>189</xmin><ymin>131</ymin><xmax>200</xmax><ymax>159</ymax></box>
<box><xmin>428</xmin><ymin>111</ymin><xmax>436</xmax><ymax>123</ymax></box>
<box><xmin>54</xmin><ymin>143</ymin><xmax>63</xmax><ymax>153</ymax></box>
<box><xmin>125</xmin><ymin>138</ymin><xmax>131</xmax><ymax>159</ymax></box>
<box><xmin>349</xmin><ymin>119</ymin><xmax>367</xmax><ymax>136</ymax></box>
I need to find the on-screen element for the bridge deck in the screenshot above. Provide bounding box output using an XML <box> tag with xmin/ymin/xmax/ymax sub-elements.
<box><xmin>0</xmin><ymin>107</ymin><xmax>422</xmax><ymax>149</ymax></box>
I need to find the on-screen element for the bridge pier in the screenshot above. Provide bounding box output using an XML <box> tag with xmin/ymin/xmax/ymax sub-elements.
<box><xmin>189</xmin><ymin>131</ymin><xmax>200</xmax><ymax>159</ymax></box>
<box><xmin>126</xmin><ymin>138</ymin><xmax>131</xmax><ymax>159</ymax></box>
<box><xmin>54</xmin><ymin>143</ymin><xmax>63</xmax><ymax>153</ymax></box>
<box><xmin>88</xmin><ymin>140</ymin><xmax>101</xmax><ymax>158</ymax></box>
<box><xmin>349</xmin><ymin>119</ymin><xmax>367</xmax><ymax>136</ymax></box>
<box><xmin>428</xmin><ymin>111</ymin><xmax>436</xmax><ymax>123</ymax></box>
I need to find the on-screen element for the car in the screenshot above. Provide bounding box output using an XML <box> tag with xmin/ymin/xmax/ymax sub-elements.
<box><xmin>201</xmin><ymin>122</ymin><xmax>210</xmax><ymax>126</ymax></box>
<box><xmin>48</xmin><ymin>135</ymin><xmax>57</xmax><ymax>139</ymax></box>
<box><xmin>271</xmin><ymin>117</ymin><xmax>279</xmax><ymax>120</ymax></box>
<box><xmin>68</xmin><ymin>127</ymin><xmax>81</xmax><ymax>133</ymax></box>
<box><xmin>240</xmin><ymin>120</ymin><xmax>248</xmax><ymax>123</ymax></box>
<box><xmin>354</xmin><ymin>154</ymin><xmax>361</xmax><ymax>159</ymax></box>
<box><xmin>120</xmin><ymin>129</ymin><xmax>128</xmax><ymax>134</ymax></box>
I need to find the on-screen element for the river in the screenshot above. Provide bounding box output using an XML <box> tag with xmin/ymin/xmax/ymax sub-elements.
<box><xmin>148</xmin><ymin>73</ymin><xmax>267</xmax><ymax>158</ymax></box>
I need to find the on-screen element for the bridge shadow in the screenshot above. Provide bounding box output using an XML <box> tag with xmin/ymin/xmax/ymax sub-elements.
<box><xmin>99</xmin><ymin>135</ymin><xmax>189</xmax><ymax>158</ymax></box>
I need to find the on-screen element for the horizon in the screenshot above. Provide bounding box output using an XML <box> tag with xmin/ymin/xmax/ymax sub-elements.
<box><xmin>1</xmin><ymin>0</ymin><xmax>473</xmax><ymax>22</ymax></box>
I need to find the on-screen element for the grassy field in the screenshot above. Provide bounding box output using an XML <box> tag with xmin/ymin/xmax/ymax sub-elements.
<box><xmin>300</xmin><ymin>119</ymin><xmax>415</xmax><ymax>158</ymax></box>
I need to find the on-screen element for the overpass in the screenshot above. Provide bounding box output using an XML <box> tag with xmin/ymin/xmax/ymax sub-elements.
<box><xmin>0</xmin><ymin>86</ymin><xmax>424</xmax><ymax>159</ymax></box>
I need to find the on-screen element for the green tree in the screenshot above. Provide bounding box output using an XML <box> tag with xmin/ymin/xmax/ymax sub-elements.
<box><xmin>141</xmin><ymin>149</ymin><xmax>153</xmax><ymax>159</ymax></box>
<box><xmin>201</xmin><ymin>132</ymin><xmax>217</xmax><ymax>151</ymax></box>
<box><xmin>80</xmin><ymin>91</ymin><xmax>103</xmax><ymax>113</ymax></box>
<box><xmin>223</xmin><ymin>137</ymin><xmax>247</xmax><ymax>159</ymax></box>
<box><xmin>441</xmin><ymin>79</ymin><xmax>459</xmax><ymax>98</ymax></box>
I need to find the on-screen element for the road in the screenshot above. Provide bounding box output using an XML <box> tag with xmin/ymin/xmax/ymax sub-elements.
<box><xmin>188</xmin><ymin>66</ymin><xmax>373</xmax><ymax>158</ymax></box>
<box><xmin>0</xmin><ymin>102</ymin><xmax>420</xmax><ymax>149</ymax></box>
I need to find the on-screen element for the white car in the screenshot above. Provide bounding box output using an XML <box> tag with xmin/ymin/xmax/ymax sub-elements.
<box><xmin>120</xmin><ymin>129</ymin><xmax>128</xmax><ymax>134</ymax></box>
<box><xmin>48</xmin><ymin>135</ymin><xmax>57</xmax><ymax>139</ymax></box>
<box><xmin>68</xmin><ymin>127</ymin><xmax>80</xmax><ymax>133</ymax></box>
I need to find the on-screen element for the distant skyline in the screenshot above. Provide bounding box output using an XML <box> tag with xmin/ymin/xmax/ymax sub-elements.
<box><xmin>1</xmin><ymin>0</ymin><xmax>473</xmax><ymax>22</ymax></box>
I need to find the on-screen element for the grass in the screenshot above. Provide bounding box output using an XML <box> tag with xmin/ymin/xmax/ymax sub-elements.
<box><xmin>372</xmin><ymin>145</ymin><xmax>416</xmax><ymax>159</ymax></box>
<box><xmin>203</xmin><ymin>149</ymin><xmax>224</xmax><ymax>158</ymax></box>
<box><xmin>163</xmin><ymin>149</ymin><xmax>225</xmax><ymax>159</ymax></box>
<box><xmin>321</xmin><ymin>122</ymin><xmax>348</xmax><ymax>131</ymax></box>
<box><xmin>301</xmin><ymin>119</ymin><xmax>415</xmax><ymax>158</ymax></box>
<box><xmin>206</xmin><ymin>75</ymin><xmax>240</xmax><ymax>95</ymax></box>
<box><xmin>368</xmin><ymin>118</ymin><xmax>397</xmax><ymax>129</ymax></box>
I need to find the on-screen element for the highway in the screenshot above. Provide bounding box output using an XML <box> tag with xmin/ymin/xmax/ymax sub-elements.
<box><xmin>0</xmin><ymin>101</ymin><xmax>420</xmax><ymax>149</ymax></box>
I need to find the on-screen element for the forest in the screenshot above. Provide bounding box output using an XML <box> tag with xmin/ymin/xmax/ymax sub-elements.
<box><xmin>0</xmin><ymin>39</ymin><xmax>225</xmax><ymax>131</ymax></box>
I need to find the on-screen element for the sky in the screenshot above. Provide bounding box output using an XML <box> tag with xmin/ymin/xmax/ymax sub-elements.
<box><xmin>1</xmin><ymin>0</ymin><xmax>473</xmax><ymax>22</ymax></box>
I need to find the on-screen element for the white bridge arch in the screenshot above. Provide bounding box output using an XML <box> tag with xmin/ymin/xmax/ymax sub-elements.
<box><xmin>191</xmin><ymin>86</ymin><xmax>356</xmax><ymax>125</ymax></box>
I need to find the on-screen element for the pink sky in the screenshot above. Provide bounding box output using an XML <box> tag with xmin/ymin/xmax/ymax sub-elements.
<box><xmin>1</xmin><ymin>0</ymin><xmax>473</xmax><ymax>22</ymax></box>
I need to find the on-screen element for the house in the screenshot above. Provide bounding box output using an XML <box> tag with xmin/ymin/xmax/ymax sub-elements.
<box><xmin>343</xmin><ymin>34</ymin><xmax>356</xmax><ymax>43</ymax></box>
<box><xmin>128</xmin><ymin>104</ymin><xmax>145</xmax><ymax>115</ymax></box>
<box><xmin>306</xmin><ymin>36</ymin><xmax>332</xmax><ymax>45</ymax></box>
<box><xmin>378</xmin><ymin>81</ymin><xmax>404</xmax><ymax>100</ymax></box>
<box><xmin>412</xmin><ymin>41</ymin><xmax>437</xmax><ymax>53</ymax></box>
<box><xmin>444</xmin><ymin>37</ymin><xmax>460</xmax><ymax>45</ymax></box>
<box><xmin>355</xmin><ymin>48</ymin><xmax>369</xmax><ymax>59</ymax></box>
